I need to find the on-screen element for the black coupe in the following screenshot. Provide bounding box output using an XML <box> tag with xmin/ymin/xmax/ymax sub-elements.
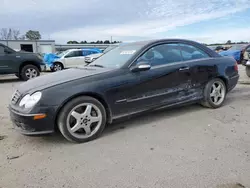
<box><xmin>9</xmin><ymin>39</ymin><xmax>239</xmax><ymax>143</ymax></box>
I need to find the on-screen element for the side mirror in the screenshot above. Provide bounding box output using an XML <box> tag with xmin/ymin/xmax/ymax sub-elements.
<box><xmin>5</xmin><ymin>50</ymin><xmax>13</xmax><ymax>54</ymax></box>
<box><xmin>131</xmin><ymin>61</ymin><xmax>151</xmax><ymax>72</ymax></box>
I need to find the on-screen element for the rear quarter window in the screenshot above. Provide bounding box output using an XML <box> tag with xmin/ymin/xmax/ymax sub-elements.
<box><xmin>180</xmin><ymin>44</ymin><xmax>210</xmax><ymax>61</ymax></box>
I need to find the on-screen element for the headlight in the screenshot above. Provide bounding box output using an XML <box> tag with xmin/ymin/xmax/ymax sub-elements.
<box><xmin>19</xmin><ymin>92</ymin><xmax>42</xmax><ymax>109</ymax></box>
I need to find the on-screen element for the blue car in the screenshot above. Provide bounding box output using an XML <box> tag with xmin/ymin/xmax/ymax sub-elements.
<box><xmin>219</xmin><ymin>44</ymin><xmax>250</xmax><ymax>64</ymax></box>
<box><xmin>44</xmin><ymin>48</ymin><xmax>102</xmax><ymax>71</ymax></box>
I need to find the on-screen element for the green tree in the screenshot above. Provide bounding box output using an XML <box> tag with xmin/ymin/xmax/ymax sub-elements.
<box><xmin>25</xmin><ymin>30</ymin><xmax>41</xmax><ymax>40</ymax></box>
<box><xmin>104</xmin><ymin>40</ymin><xmax>110</xmax><ymax>44</ymax></box>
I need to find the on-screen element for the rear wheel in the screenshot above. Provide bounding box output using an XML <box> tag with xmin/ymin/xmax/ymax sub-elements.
<box><xmin>57</xmin><ymin>96</ymin><xmax>107</xmax><ymax>143</ymax></box>
<box><xmin>201</xmin><ymin>78</ymin><xmax>227</xmax><ymax>108</ymax></box>
<box><xmin>20</xmin><ymin>65</ymin><xmax>40</xmax><ymax>81</ymax></box>
<box><xmin>246</xmin><ymin>66</ymin><xmax>250</xmax><ymax>77</ymax></box>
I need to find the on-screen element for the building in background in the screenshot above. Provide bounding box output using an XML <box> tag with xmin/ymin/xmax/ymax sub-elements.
<box><xmin>0</xmin><ymin>40</ymin><xmax>56</xmax><ymax>54</ymax></box>
<box><xmin>0</xmin><ymin>40</ymin><xmax>116</xmax><ymax>54</ymax></box>
<box><xmin>55</xmin><ymin>44</ymin><xmax>113</xmax><ymax>53</ymax></box>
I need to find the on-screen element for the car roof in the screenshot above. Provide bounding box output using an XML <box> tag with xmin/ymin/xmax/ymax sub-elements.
<box><xmin>120</xmin><ymin>39</ymin><xmax>203</xmax><ymax>47</ymax></box>
<box><xmin>68</xmin><ymin>48</ymin><xmax>101</xmax><ymax>52</ymax></box>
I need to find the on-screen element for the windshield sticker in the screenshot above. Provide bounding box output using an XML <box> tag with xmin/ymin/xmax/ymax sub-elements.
<box><xmin>120</xmin><ymin>50</ymin><xmax>136</xmax><ymax>55</ymax></box>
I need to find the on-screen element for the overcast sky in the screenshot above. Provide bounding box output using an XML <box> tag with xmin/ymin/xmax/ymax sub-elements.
<box><xmin>1</xmin><ymin>0</ymin><xmax>250</xmax><ymax>44</ymax></box>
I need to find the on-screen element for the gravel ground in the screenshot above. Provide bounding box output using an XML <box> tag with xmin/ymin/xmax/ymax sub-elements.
<box><xmin>1</xmin><ymin>66</ymin><xmax>250</xmax><ymax>188</ymax></box>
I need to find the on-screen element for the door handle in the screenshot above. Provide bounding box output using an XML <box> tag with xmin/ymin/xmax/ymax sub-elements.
<box><xmin>179</xmin><ymin>67</ymin><xmax>189</xmax><ymax>71</ymax></box>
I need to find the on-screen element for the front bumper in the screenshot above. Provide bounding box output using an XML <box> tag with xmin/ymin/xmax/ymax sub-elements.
<box><xmin>45</xmin><ymin>64</ymin><xmax>53</xmax><ymax>71</ymax></box>
<box><xmin>9</xmin><ymin>107</ymin><xmax>56</xmax><ymax>135</ymax></box>
<box><xmin>40</xmin><ymin>64</ymin><xmax>47</xmax><ymax>72</ymax></box>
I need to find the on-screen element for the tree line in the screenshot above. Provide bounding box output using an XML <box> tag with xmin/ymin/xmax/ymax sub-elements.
<box><xmin>205</xmin><ymin>40</ymin><xmax>249</xmax><ymax>46</ymax></box>
<box><xmin>1</xmin><ymin>28</ymin><xmax>248</xmax><ymax>46</ymax></box>
<box><xmin>66</xmin><ymin>40</ymin><xmax>122</xmax><ymax>44</ymax></box>
<box><xmin>0</xmin><ymin>28</ymin><xmax>41</xmax><ymax>40</ymax></box>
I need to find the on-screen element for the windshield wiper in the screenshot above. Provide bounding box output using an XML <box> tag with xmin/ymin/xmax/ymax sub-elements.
<box><xmin>89</xmin><ymin>64</ymin><xmax>105</xmax><ymax>68</ymax></box>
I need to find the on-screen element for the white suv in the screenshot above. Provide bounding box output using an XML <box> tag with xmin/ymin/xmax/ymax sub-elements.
<box><xmin>46</xmin><ymin>49</ymin><xmax>101</xmax><ymax>71</ymax></box>
<box><xmin>85</xmin><ymin>44</ymin><xmax>119</xmax><ymax>63</ymax></box>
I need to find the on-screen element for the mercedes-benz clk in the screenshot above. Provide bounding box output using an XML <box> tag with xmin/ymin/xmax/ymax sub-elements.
<box><xmin>9</xmin><ymin>39</ymin><xmax>239</xmax><ymax>143</ymax></box>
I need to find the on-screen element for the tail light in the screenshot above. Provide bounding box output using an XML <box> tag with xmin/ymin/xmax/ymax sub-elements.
<box><xmin>234</xmin><ymin>61</ymin><xmax>238</xmax><ymax>72</ymax></box>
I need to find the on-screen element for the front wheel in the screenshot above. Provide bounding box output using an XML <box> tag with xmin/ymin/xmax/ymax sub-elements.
<box><xmin>20</xmin><ymin>65</ymin><xmax>40</xmax><ymax>81</ymax></box>
<box><xmin>57</xmin><ymin>96</ymin><xmax>107</xmax><ymax>143</ymax></box>
<box><xmin>201</xmin><ymin>78</ymin><xmax>227</xmax><ymax>108</ymax></box>
<box><xmin>246</xmin><ymin>66</ymin><xmax>250</xmax><ymax>77</ymax></box>
<box><xmin>52</xmin><ymin>62</ymin><xmax>63</xmax><ymax>72</ymax></box>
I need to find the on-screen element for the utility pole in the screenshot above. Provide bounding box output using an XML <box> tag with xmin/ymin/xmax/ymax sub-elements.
<box><xmin>111</xmin><ymin>36</ymin><xmax>112</xmax><ymax>44</ymax></box>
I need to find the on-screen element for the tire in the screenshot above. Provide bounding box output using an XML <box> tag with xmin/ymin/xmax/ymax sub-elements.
<box><xmin>246</xmin><ymin>66</ymin><xmax>250</xmax><ymax>77</ymax></box>
<box><xmin>201</xmin><ymin>78</ymin><xmax>227</xmax><ymax>108</ymax></box>
<box><xmin>57</xmin><ymin>96</ymin><xmax>107</xmax><ymax>143</ymax></box>
<box><xmin>15</xmin><ymin>73</ymin><xmax>20</xmax><ymax>78</ymax></box>
<box><xmin>53</xmin><ymin>62</ymin><xmax>63</xmax><ymax>72</ymax></box>
<box><xmin>20</xmin><ymin>64</ymin><xmax>40</xmax><ymax>81</ymax></box>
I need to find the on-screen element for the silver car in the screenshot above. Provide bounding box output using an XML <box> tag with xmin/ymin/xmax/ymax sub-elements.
<box><xmin>85</xmin><ymin>44</ymin><xmax>119</xmax><ymax>63</ymax></box>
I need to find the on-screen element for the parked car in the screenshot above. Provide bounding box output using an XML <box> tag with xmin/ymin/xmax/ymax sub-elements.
<box><xmin>44</xmin><ymin>48</ymin><xmax>102</xmax><ymax>71</ymax></box>
<box><xmin>0</xmin><ymin>43</ymin><xmax>46</xmax><ymax>81</ymax></box>
<box><xmin>9</xmin><ymin>39</ymin><xmax>239</xmax><ymax>143</ymax></box>
<box><xmin>219</xmin><ymin>44</ymin><xmax>250</xmax><ymax>64</ymax></box>
<box><xmin>84</xmin><ymin>44</ymin><xmax>119</xmax><ymax>63</ymax></box>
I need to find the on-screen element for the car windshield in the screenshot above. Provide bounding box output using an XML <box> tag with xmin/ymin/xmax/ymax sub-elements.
<box><xmin>88</xmin><ymin>44</ymin><xmax>143</xmax><ymax>68</ymax></box>
<box><xmin>229</xmin><ymin>44</ymin><xmax>246</xmax><ymax>51</ymax></box>
<box><xmin>57</xmin><ymin>50</ymin><xmax>69</xmax><ymax>57</ymax></box>
<box><xmin>103</xmin><ymin>45</ymin><xmax>118</xmax><ymax>54</ymax></box>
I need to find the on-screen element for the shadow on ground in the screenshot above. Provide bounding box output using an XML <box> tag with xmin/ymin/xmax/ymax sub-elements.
<box><xmin>0</xmin><ymin>77</ymin><xmax>22</xmax><ymax>83</ymax></box>
<box><xmin>103</xmin><ymin>103</ymin><xmax>203</xmax><ymax>137</ymax></box>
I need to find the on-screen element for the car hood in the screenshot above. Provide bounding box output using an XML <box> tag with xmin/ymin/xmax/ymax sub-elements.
<box><xmin>43</xmin><ymin>53</ymin><xmax>60</xmax><ymax>64</ymax></box>
<box><xmin>17</xmin><ymin>67</ymin><xmax>113</xmax><ymax>94</ymax></box>
<box><xmin>219</xmin><ymin>50</ymin><xmax>241</xmax><ymax>61</ymax></box>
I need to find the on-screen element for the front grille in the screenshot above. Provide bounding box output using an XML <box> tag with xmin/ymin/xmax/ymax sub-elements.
<box><xmin>14</xmin><ymin>120</ymin><xmax>35</xmax><ymax>132</ymax></box>
<box><xmin>11</xmin><ymin>90</ymin><xmax>21</xmax><ymax>104</ymax></box>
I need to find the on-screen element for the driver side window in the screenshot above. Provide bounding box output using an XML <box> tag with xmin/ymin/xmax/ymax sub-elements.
<box><xmin>65</xmin><ymin>50</ymin><xmax>82</xmax><ymax>58</ymax></box>
<box><xmin>137</xmin><ymin>43</ymin><xmax>182</xmax><ymax>67</ymax></box>
<box><xmin>246</xmin><ymin>47</ymin><xmax>250</xmax><ymax>53</ymax></box>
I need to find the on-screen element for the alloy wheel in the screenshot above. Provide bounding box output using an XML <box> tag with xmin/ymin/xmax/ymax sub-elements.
<box><xmin>66</xmin><ymin>103</ymin><xmax>102</xmax><ymax>139</ymax></box>
<box><xmin>25</xmin><ymin>68</ymin><xmax>38</xmax><ymax>79</ymax></box>
<box><xmin>54</xmin><ymin>64</ymin><xmax>62</xmax><ymax>71</ymax></box>
<box><xmin>210</xmin><ymin>81</ymin><xmax>225</xmax><ymax>105</ymax></box>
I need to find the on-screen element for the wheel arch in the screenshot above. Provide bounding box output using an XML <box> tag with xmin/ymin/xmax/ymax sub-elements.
<box><xmin>54</xmin><ymin>92</ymin><xmax>113</xmax><ymax>130</ymax></box>
<box><xmin>216</xmin><ymin>76</ymin><xmax>228</xmax><ymax>91</ymax></box>
<box><xmin>53</xmin><ymin>61</ymin><xmax>64</xmax><ymax>69</ymax></box>
<box><xmin>19</xmin><ymin>61</ymin><xmax>41</xmax><ymax>73</ymax></box>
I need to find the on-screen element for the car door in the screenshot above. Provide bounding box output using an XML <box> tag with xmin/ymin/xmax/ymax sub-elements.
<box><xmin>75</xmin><ymin>50</ymin><xmax>87</xmax><ymax>66</ymax></box>
<box><xmin>64</xmin><ymin>50</ymin><xmax>83</xmax><ymax>68</ymax></box>
<box><xmin>179</xmin><ymin>43</ymin><xmax>217</xmax><ymax>97</ymax></box>
<box><xmin>0</xmin><ymin>45</ymin><xmax>19</xmax><ymax>74</ymax></box>
<box><xmin>112</xmin><ymin>43</ymin><xmax>192</xmax><ymax>116</ymax></box>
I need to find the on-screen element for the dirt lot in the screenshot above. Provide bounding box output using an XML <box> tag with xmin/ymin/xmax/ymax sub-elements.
<box><xmin>1</xmin><ymin>66</ymin><xmax>250</xmax><ymax>188</ymax></box>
